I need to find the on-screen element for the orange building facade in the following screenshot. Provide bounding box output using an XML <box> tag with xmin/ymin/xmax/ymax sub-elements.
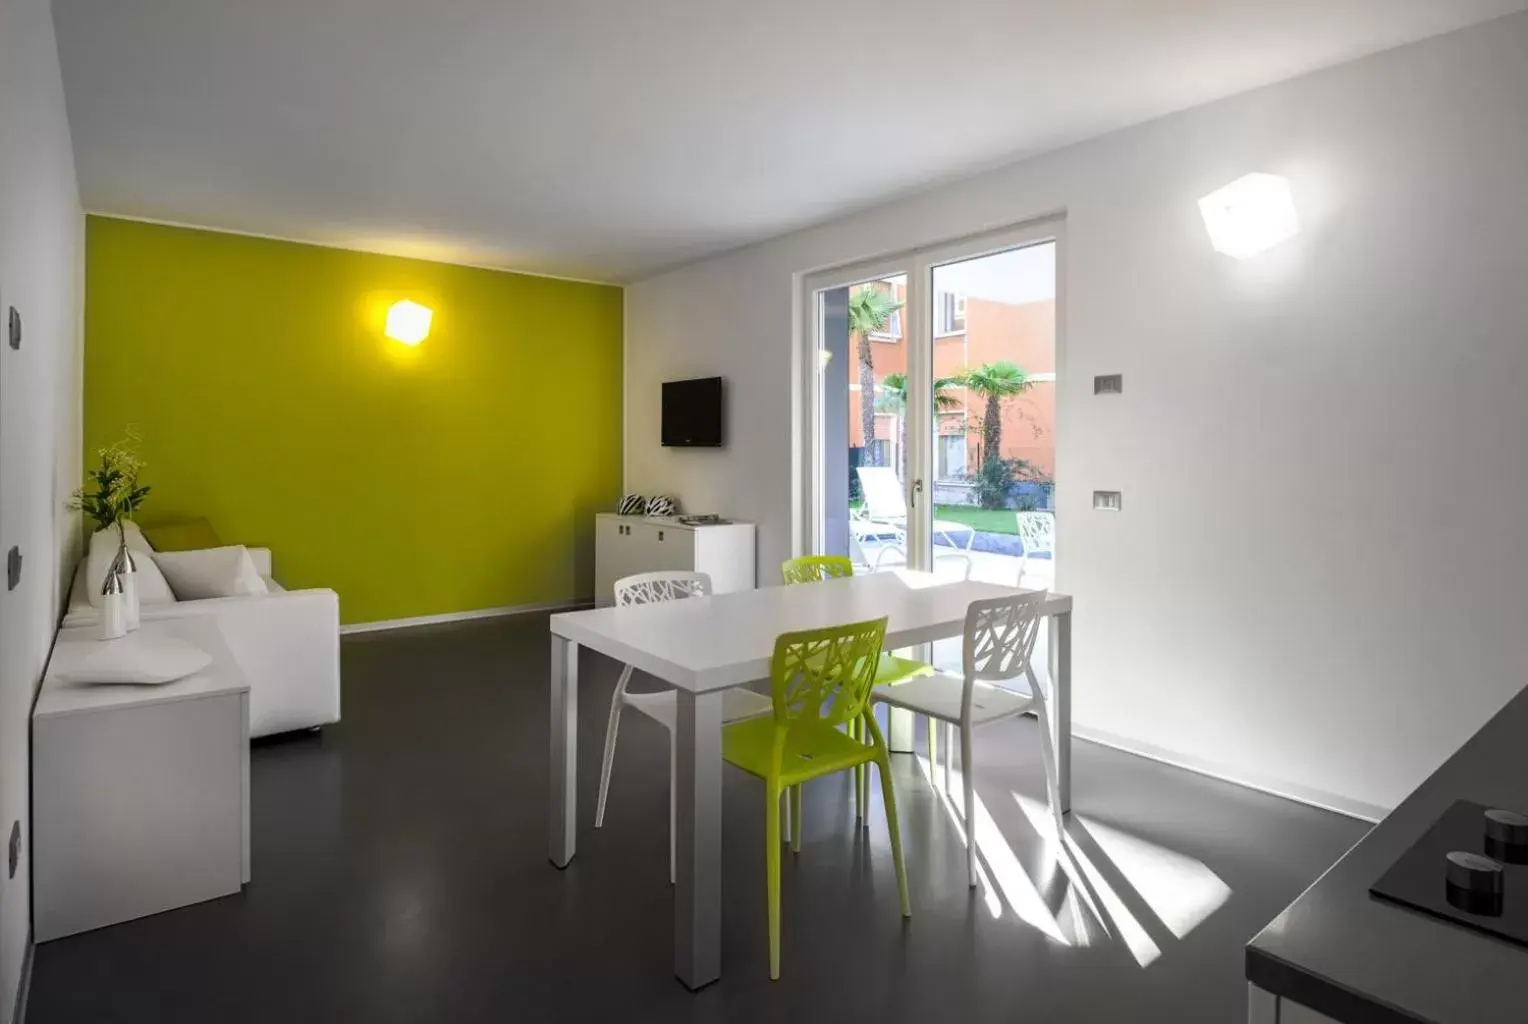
<box><xmin>847</xmin><ymin>283</ymin><xmax>1056</xmax><ymax>489</ymax></box>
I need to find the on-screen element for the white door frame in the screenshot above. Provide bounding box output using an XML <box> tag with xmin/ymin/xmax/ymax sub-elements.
<box><xmin>794</xmin><ymin>216</ymin><xmax>1067</xmax><ymax>567</ymax></box>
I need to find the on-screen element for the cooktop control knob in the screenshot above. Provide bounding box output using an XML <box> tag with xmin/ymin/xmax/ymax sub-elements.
<box><xmin>1485</xmin><ymin>809</ymin><xmax>1528</xmax><ymax>845</ymax></box>
<box><xmin>1445</xmin><ymin>851</ymin><xmax>1505</xmax><ymax>916</ymax></box>
<box><xmin>1447</xmin><ymin>851</ymin><xmax>1504</xmax><ymax>892</ymax></box>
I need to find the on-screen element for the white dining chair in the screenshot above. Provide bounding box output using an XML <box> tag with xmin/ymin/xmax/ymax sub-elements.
<box><xmin>593</xmin><ymin>570</ymin><xmax>773</xmax><ymax>882</ymax></box>
<box><xmin>1014</xmin><ymin>510</ymin><xmax>1055</xmax><ymax>587</ymax></box>
<box><xmin>870</xmin><ymin>590</ymin><xmax>1062</xmax><ymax>887</ymax></box>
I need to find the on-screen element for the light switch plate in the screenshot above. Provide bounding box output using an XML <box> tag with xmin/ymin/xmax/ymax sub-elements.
<box><xmin>1093</xmin><ymin>490</ymin><xmax>1122</xmax><ymax>511</ymax></box>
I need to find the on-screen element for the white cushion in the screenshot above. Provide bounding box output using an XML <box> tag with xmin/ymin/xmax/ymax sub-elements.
<box><xmin>85</xmin><ymin>526</ymin><xmax>176</xmax><ymax>608</ymax></box>
<box><xmin>152</xmin><ymin>545</ymin><xmax>269</xmax><ymax>601</ymax></box>
<box><xmin>50</xmin><ymin>633</ymin><xmax>213</xmax><ymax>685</ymax></box>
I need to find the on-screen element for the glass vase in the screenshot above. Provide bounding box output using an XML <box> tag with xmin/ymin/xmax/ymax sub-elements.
<box><xmin>111</xmin><ymin>542</ymin><xmax>140</xmax><ymax>632</ymax></box>
<box><xmin>99</xmin><ymin>569</ymin><xmax>127</xmax><ymax>640</ymax></box>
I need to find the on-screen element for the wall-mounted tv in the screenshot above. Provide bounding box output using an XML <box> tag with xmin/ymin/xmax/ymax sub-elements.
<box><xmin>662</xmin><ymin>377</ymin><xmax>725</xmax><ymax>448</ymax></box>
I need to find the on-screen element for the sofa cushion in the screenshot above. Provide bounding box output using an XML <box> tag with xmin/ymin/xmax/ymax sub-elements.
<box><xmin>141</xmin><ymin>517</ymin><xmax>222</xmax><ymax>553</ymax></box>
<box><xmin>152</xmin><ymin>545</ymin><xmax>268</xmax><ymax>601</ymax></box>
<box><xmin>85</xmin><ymin>526</ymin><xmax>176</xmax><ymax>608</ymax></box>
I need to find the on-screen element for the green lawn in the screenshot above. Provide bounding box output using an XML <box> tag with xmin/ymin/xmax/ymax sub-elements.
<box><xmin>850</xmin><ymin>502</ymin><xmax>1019</xmax><ymax>535</ymax></box>
<box><xmin>929</xmin><ymin>506</ymin><xmax>1019</xmax><ymax>535</ymax></box>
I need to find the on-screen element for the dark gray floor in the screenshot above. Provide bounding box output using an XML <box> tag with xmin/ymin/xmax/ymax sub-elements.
<box><xmin>28</xmin><ymin>613</ymin><xmax>1367</xmax><ymax>1023</ymax></box>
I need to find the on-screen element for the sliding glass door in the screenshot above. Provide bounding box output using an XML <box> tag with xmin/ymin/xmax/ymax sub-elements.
<box><xmin>805</xmin><ymin>257</ymin><xmax>915</xmax><ymax>578</ymax></box>
<box><xmin>801</xmin><ymin>220</ymin><xmax>1061</xmax><ymax>594</ymax></box>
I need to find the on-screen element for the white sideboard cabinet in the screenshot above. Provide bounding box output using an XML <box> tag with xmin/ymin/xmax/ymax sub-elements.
<box><xmin>593</xmin><ymin>514</ymin><xmax>756</xmax><ymax>606</ymax></box>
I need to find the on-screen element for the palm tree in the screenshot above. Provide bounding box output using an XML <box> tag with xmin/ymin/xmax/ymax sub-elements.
<box><xmin>959</xmin><ymin>361</ymin><xmax>1031</xmax><ymax>508</ymax></box>
<box><xmin>876</xmin><ymin>372</ymin><xmax>963</xmax><ymax>481</ymax></box>
<box><xmin>848</xmin><ymin>285</ymin><xmax>902</xmax><ymax>466</ymax></box>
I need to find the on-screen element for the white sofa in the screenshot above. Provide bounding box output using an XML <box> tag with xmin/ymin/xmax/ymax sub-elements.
<box><xmin>63</xmin><ymin>547</ymin><xmax>341</xmax><ymax>738</ymax></box>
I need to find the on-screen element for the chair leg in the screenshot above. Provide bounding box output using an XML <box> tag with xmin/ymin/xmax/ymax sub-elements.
<box><xmin>1032</xmin><ymin>700</ymin><xmax>1066</xmax><ymax>840</ymax></box>
<box><xmin>781</xmin><ymin>791</ymin><xmax>793</xmax><ymax>846</ymax></box>
<box><xmin>858</xmin><ymin>715</ymin><xmax>871</xmax><ymax>825</ymax></box>
<box><xmin>865</xmin><ymin>720</ymin><xmax>910</xmax><ymax>918</ymax></box>
<box><xmin>594</xmin><ymin>666</ymin><xmax>633</xmax><ymax>828</ymax></box>
<box><xmin>961</xmin><ymin>722</ymin><xmax>977</xmax><ymax>888</ymax></box>
<box><xmin>766</xmin><ymin>784</ymin><xmax>783</xmax><ymax>980</ymax></box>
<box><xmin>790</xmin><ymin>785</ymin><xmax>804</xmax><ymax>854</ymax></box>
<box><xmin>669</xmin><ymin>734</ymin><xmax>677</xmax><ymax>884</ymax></box>
<box><xmin>852</xmin><ymin>717</ymin><xmax>864</xmax><ymax>823</ymax></box>
<box><xmin>941</xmin><ymin>721</ymin><xmax>954</xmax><ymax>795</ymax></box>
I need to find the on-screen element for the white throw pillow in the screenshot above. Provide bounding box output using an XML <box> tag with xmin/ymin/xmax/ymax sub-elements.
<box><xmin>151</xmin><ymin>545</ymin><xmax>269</xmax><ymax>601</ymax></box>
<box><xmin>85</xmin><ymin>526</ymin><xmax>176</xmax><ymax>608</ymax></box>
<box><xmin>51</xmin><ymin>633</ymin><xmax>213</xmax><ymax>686</ymax></box>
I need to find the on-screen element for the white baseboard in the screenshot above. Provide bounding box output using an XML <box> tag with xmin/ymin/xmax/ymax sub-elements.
<box><xmin>340</xmin><ymin>599</ymin><xmax>594</xmax><ymax>635</ymax></box>
<box><xmin>1073</xmin><ymin>725</ymin><xmax>1389</xmax><ymax>824</ymax></box>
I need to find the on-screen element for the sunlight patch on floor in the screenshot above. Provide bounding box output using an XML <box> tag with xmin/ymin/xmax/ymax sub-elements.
<box><xmin>917</xmin><ymin>755</ymin><xmax>1067</xmax><ymax>942</ymax></box>
<box><xmin>1085</xmin><ymin>814</ymin><xmax>1232</xmax><ymax>940</ymax></box>
<box><xmin>1014</xmin><ymin>793</ymin><xmax>1231</xmax><ymax>967</ymax></box>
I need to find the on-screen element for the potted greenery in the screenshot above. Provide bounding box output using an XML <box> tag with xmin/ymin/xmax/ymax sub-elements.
<box><xmin>68</xmin><ymin>435</ymin><xmax>151</xmax><ymax>632</ymax></box>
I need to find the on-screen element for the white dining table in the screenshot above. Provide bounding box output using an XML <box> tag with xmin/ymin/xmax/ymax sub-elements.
<box><xmin>547</xmin><ymin>569</ymin><xmax>1074</xmax><ymax>990</ymax></box>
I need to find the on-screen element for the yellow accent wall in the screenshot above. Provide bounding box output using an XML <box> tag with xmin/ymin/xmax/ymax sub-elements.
<box><xmin>84</xmin><ymin>216</ymin><xmax>623</xmax><ymax>625</ymax></box>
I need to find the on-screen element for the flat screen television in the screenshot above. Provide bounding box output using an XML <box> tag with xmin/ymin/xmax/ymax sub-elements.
<box><xmin>662</xmin><ymin>377</ymin><xmax>725</xmax><ymax>447</ymax></box>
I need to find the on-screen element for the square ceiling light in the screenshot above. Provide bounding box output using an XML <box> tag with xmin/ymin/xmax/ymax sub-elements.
<box><xmin>1198</xmin><ymin>173</ymin><xmax>1299</xmax><ymax>259</ymax></box>
<box><xmin>385</xmin><ymin>300</ymin><xmax>433</xmax><ymax>345</ymax></box>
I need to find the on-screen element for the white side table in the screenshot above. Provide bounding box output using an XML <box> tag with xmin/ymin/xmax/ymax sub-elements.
<box><xmin>32</xmin><ymin>618</ymin><xmax>251</xmax><ymax>941</ymax></box>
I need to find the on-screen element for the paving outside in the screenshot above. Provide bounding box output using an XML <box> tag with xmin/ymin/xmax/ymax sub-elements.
<box><xmin>859</xmin><ymin>536</ymin><xmax>1054</xmax><ymax>589</ymax></box>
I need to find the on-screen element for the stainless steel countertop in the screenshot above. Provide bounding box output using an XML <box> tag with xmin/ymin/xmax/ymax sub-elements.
<box><xmin>1247</xmin><ymin>681</ymin><xmax>1528</xmax><ymax>1023</ymax></box>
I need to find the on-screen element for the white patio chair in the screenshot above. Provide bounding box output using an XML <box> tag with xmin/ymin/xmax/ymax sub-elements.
<box><xmin>593</xmin><ymin>570</ymin><xmax>773</xmax><ymax>881</ymax></box>
<box><xmin>1014</xmin><ymin>510</ymin><xmax>1055</xmax><ymax>587</ymax></box>
<box><xmin>871</xmin><ymin>591</ymin><xmax>1063</xmax><ymax>887</ymax></box>
<box><xmin>856</xmin><ymin>466</ymin><xmax>976</xmax><ymax>553</ymax></box>
<box><xmin>849</xmin><ymin>517</ymin><xmax>905</xmax><ymax>572</ymax></box>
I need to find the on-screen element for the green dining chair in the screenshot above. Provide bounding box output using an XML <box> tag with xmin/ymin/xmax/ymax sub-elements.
<box><xmin>780</xmin><ymin>555</ymin><xmax>936</xmax><ymax>820</ymax></box>
<box><xmin>779</xmin><ymin>554</ymin><xmax>854</xmax><ymax>585</ymax></box>
<box><xmin>722</xmin><ymin>616</ymin><xmax>910</xmax><ymax>979</ymax></box>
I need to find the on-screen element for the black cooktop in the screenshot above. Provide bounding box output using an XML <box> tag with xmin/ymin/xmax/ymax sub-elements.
<box><xmin>1371</xmin><ymin>799</ymin><xmax>1528</xmax><ymax>947</ymax></box>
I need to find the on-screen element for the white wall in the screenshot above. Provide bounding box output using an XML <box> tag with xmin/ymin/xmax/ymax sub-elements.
<box><xmin>0</xmin><ymin>0</ymin><xmax>84</xmax><ymax>1017</ymax></box>
<box><xmin>626</xmin><ymin>12</ymin><xmax>1528</xmax><ymax>818</ymax></box>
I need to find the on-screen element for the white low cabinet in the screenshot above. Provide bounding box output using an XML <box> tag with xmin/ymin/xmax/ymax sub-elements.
<box><xmin>594</xmin><ymin>514</ymin><xmax>756</xmax><ymax>606</ymax></box>
<box><xmin>32</xmin><ymin>618</ymin><xmax>250</xmax><ymax>941</ymax></box>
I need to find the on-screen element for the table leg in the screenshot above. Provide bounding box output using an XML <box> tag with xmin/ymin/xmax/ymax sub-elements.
<box><xmin>886</xmin><ymin>641</ymin><xmax>925</xmax><ymax>754</ymax></box>
<box><xmin>549</xmin><ymin>635</ymin><xmax>578</xmax><ymax>868</ymax></box>
<box><xmin>887</xmin><ymin>706</ymin><xmax>916</xmax><ymax>753</ymax></box>
<box><xmin>674</xmin><ymin>690</ymin><xmax>724</xmax><ymax>990</ymax></box>
<box><xmin>1050</xmin><ymin>610</ymin><xmax>1072</xmax><ymax>814</ymax></box>
<box><xmin>1246</xmin><ymin>983</ymin><xmax>1278</xmax><ymax>1024</ymax></box>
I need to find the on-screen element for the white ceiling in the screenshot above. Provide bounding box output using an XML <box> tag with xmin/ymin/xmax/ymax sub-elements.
<box><xmin>53</xmin><ymin>0</ymin><xmax>1528</xmax><ymax>283</ymax></box>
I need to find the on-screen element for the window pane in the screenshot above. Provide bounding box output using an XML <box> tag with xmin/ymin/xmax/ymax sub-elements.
<box><xmin>842</xmin><ymin>275</ymin><xmax>908</xmax><ymax>576</ymax></box>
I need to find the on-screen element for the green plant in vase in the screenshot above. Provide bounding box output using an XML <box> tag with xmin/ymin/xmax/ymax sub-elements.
<box><xmin>68</xmin><ymin>435</ymin><xmax>151</xmax><ymax>629</ymax></box>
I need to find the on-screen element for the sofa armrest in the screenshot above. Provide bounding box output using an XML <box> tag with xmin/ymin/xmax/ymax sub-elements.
<box><xmin>246</xmin><ymin>547</ymin><xmax>273</xmax><ymax>578</ymax></box>
<box><xmin>140</xmin><ymin>588</ymin><xmax>341</xmax><ymax>737</ymax></box>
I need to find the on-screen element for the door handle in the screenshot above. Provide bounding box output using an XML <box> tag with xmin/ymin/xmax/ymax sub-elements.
<box><xmin>910</xmin><ymin>478</ymin><xmax>924</xmax><ymax>508</ymax></box>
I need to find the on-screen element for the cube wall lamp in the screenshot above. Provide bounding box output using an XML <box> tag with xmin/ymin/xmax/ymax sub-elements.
<box><xmin>1198</xmin><ymin>173</ymin><xmax>1300</xmax><ymax>259</ymax></box>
